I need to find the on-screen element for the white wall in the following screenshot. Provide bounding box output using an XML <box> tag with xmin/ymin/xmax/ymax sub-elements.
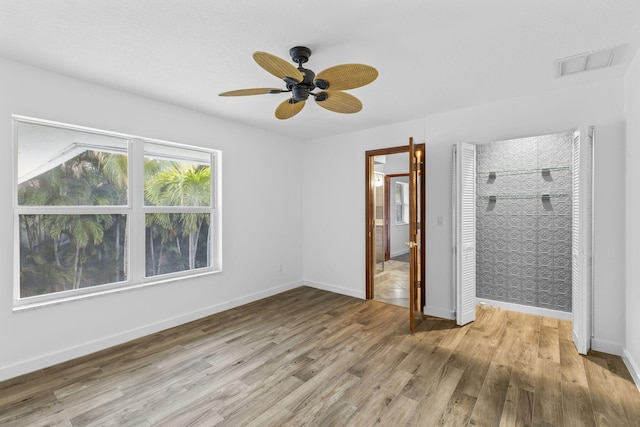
<box><xmin>425</xmin><ymin>78</ymin><xmax>626</xmax><ymax>352</ymax></box>
<box><xmin>302</xmin><ymin>78</ymin><xmax>627</xmax><ymax>354</ymax></box>
<box><xmin>383</xmin><ymin>151</ymin><xmax>409</xmax><ymax>175</ymax></box>
<box><xmin>0</xmin><ymin>58</ymin><xmax>304</xmax><ymax>381</ymax></box>
<box><xmin>302</xmin><ymin>119</ymin><xmax>425</xmax><ymax>297</ymax></box>
<box><xmin>624</xmin><ymin>52</ymin><xmax>640</xmax><ymax>386</ymax></box>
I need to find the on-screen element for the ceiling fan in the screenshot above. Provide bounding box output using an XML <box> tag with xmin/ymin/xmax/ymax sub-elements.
<box><xmin>219</xmin><ymin>46</ymin><xmax>378</xmax><ymax>120</ymax></box>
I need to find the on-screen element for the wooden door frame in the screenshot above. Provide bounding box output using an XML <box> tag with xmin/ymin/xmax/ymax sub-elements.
<box><xmin>365</xmin><ymin>144</ymin><xmax>426</xmax><ymax>309</ymax></box>
<box><xmin>384</xmin><ymin>173</ymin><xmax>410</xmax><ymax>261</ymax></box>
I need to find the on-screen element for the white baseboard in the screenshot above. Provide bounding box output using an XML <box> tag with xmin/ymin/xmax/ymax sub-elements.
<box><xmin>0</xmin><ymin>280</ymin><xmax>303</xmax><ymax>383</ymax></box>
<box><xmin>390</xmin><ymin>249</ymin><xmax>409</xmax><ymax>258</ymax></box>
<box><xmin>476</xmin><ymin>298</ymin><xmax>573</xmax><ymax>321</ymax></box>
<box><xmin>303</xmin><ymin>280</ymin><xmax>365</xmax><ymax>300</ymax></box>
<box><xmin>591</xmin><ymin>338</ymin><xmax>623</xmax><ymax>356</ymax></box>
<box><xmin>622</xmin><ymin>347</ymin><xmax>640</xmax><ymax>392</ymax></box>
<box><xmin>424</xmin><ymin>305</ymin><xmax>455</xmax><ymax>320</ymax></box>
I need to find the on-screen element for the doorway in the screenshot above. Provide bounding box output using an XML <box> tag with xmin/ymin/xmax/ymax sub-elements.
<box><xmin>376</xmin><ymin>169</ymin><xmax>411</xmax><ymax>307</ymax></box>
<box><xmin>365</xmin><ymin>144</ymin><xmax>426</xmax><ymax>312</ymax></box>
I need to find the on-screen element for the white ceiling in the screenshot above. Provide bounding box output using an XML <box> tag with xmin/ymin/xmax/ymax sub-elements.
<box><xmin>1</xmin><ymin>1</ymin><xmax>640</xmax><ymax>141</ymax></box>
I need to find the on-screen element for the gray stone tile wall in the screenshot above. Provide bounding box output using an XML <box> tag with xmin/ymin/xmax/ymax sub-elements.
<box><xmin>476</xmin><ymin>132</ymin><xmax>572</xmax><ymax>312</ymax></box>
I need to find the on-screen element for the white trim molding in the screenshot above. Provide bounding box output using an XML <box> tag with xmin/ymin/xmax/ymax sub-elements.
<box><xmin>622</xmin><ymin>347</ymin><xmax>640</xmax><ymax>392</ymax></box>
<box><xmin>390</xmin><ymin>249</ymin><xmax>410</xmax><ymax>258</ymax></box>
<box><xmin>303</xmin><ymin>280</ymin><xmax>365</xmax><ymax>300</ymax></box>
<box><xmin>591</xmin><ymin>338</ymin><xmax>623</xmax><ymax>356</ymax></box>
<box><xmin>424</xmin><ymin>305</ymin><xmax>456</xmax><ymax>320</ymax></box>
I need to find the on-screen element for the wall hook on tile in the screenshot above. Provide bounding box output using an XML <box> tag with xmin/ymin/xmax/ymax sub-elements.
<box><xmin>487</xmin><ymin>172</ymin><xmax>496</xmax><ymax>184</ymax></box>
<box><xmin>541</xmin><ymin>194</ymin><xmax>553</xmax><ymax>211</ymax></box>
<box><xmin>541</xmin><ymin>168</ymin><xmax>553</xmax><ymax>182</ymax></box>
<box><xmin>487</xmin><ymin>195</ymin><xmax>497</xmax><ymax>211</ymax></box>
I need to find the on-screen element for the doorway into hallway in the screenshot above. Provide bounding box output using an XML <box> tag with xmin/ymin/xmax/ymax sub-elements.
<box><xmin>365</xmin><ymin>143</ymin><xmax>425</xmax><ymax>317</ymax></box>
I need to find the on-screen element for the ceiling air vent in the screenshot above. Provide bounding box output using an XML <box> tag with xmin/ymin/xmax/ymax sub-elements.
<box><xmin>555</xmin><ymin>46</ymin><xmax>619</xmax><ymax>77</ymax></box>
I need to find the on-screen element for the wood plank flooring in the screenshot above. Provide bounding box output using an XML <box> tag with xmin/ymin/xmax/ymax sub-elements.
<box><xmin>374</xmin><ymin>259</ymin><xmax>410</xmax><ymax>308</ymax></box>
<box><xmin>1</xmin><ymin>286</ymin><xmax>639</xmax><ymax>426</ymax></box>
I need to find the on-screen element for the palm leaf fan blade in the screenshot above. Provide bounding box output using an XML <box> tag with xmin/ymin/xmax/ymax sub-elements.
<box><xmin>275</xmin><ymin>99</ymin><xmax>305</xmax><ymax>120</ymax></box>
<box><xmin>315</xmin><ymin>64</ymin><xmax>378</xmax><ymax>91</ymax></box>
<box><xmin>253</xmin><ymin>51</ymin><xmax>304</xmax><ymax>82</ymax></box>
<box><xmin>315</xmin><ymin>91</ymin><xmax>362</xmax><ymax>114</ymax></box>
<box><xmin>219</xmin><ymin>88</ymin><xmax>284</xmax><ymax>96</ymax></box>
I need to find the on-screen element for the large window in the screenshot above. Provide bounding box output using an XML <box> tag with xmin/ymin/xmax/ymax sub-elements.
<box><xmin>14</xmin><ymin>116</ymin><xmax>221</xmax><ymax>308</ymax></box>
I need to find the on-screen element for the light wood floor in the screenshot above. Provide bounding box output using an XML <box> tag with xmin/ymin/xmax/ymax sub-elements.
<box><xmin>374</xmin><ymin>259</ymin><xmax>410</xmax><ymax>307</ymax></box>
<box><xmin>1</xmin><ymin>287</ymin><xmax>639</xmax><ymax>426</ymax></box>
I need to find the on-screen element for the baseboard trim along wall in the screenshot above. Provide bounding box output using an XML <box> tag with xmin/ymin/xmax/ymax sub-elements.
<box><xmin>591</xmin><ymin>338</ymin><xmax>624</xmax><ymax>357</ymax></box>
<box><xmin>423</xmin><ymin>305</ymin><xmax>456</xmax><ymax>320</ymax></box>
<box><xmin>390</xmin><ymin>249</ymin><xmax>410</xmax><ymax>258</ymax></box>
<box><xmin>622</xmin><ymin>348</ymin><xmax>640</xmax><ymax>392</ymax></box>
<box><xmin>0</xmin><ymin>280</ymin><xmax>304</xmax><ymax>383</ymax></box>
<box><xmin>476</xmin><ymin>298</ymin><xmax>573</xmax><ymax>321</ymax></box>
<box><xmin>304</xmin><ymin>280</ymin><xmax>366</xmax><ymax>300</ymax></box>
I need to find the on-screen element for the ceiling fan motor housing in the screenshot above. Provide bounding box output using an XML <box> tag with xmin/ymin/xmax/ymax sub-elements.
<box><xmin>290</xmin><ymin>63</ymin><xmax>317</xmax><ymax>101</ymax></box>
<box><xmin>289</xmin><ymin>46</ymin><xmax>311</xmax><ymax>64</ymax></box>
<box><xmin>292</xmin><ymin>85</ymin><xmax>310</xmax><ymax>102</ymax></box>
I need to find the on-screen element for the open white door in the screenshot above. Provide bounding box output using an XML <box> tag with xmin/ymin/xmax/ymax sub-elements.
<box><xmin>572</xmin><ymin>127</ymin><xmax>594</xmax><ymax>355</ymax></box>
<box><xmin>454</xmin><ymin>142</ymin><xmax>477</xmax><ymax>326</ymax></box>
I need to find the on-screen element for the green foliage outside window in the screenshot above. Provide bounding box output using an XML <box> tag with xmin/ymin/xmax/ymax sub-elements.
<box><xmin>18</xmin><ymin>150</ymin><xmax>212</xmax><ymax>298</ymax></box>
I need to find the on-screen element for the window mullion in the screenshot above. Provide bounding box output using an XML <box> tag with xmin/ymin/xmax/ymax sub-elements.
<box><xmin>143</xmin><ymin>207</ymin><xmax>211</xmax><ymax>214</ymax></box>
<box><xmin>15</xmin><ymin>207</ymin><xmax>130</xmax><ymax>215</ymax></box>
<box><xmin>129</xmin><ymin>139</ymin><xmax>145</xmax><ymax>282</ymax></box>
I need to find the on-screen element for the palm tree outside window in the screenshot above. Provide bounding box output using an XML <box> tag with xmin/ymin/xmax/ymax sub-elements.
<box><xmin>14</xmin><ymin>116</ymin><xmax>220</xmax><ymax>308</ymax></box>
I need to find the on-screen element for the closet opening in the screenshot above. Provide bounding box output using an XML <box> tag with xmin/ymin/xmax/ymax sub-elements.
<box><xmin>453</xmin><ymin>128</ymin><xmax>594</xmax><ymax>354</ymax></box>
<box><xmin>476</xmin><ymin>133</ymin><xmax>573</xmax><ymax>319</ymax></box>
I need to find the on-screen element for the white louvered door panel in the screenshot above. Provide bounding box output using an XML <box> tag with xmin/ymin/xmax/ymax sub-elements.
<box><xmin>456</xmin><ymin>142</ymin><xmax>476</xmax><ymax>325</ymax></box>
<box><xmin>572</xmin><ymin>128</ymin><xmax>594</xmax><ymax>355</ymax></box>
<box><xmin>451</xmin><ymin>145</ymin><xmax>457</xmax><ymax>320</ymax></box>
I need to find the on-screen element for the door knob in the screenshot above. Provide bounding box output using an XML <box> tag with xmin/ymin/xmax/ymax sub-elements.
<box><xmin>405</xmin><ymin>241</ymin><xmax>418</xmax><ymax>249</ymax></box>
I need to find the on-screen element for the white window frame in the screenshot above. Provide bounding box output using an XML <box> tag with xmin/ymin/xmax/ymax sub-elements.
<box><xmin>395</xmin><ymin>180</ymin><xmax>409</xmax><ymax>225</ymax></box>
<box><xmin>12</xmin><ymin>115</ymin><xmax>222</xmax><ymax>310</ymax></box>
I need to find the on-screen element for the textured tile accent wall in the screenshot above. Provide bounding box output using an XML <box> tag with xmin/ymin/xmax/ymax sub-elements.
<box><xmin>476</xmin><ymin>132</ymin><xmax>572</xmax><ymax>312</ymax></box>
